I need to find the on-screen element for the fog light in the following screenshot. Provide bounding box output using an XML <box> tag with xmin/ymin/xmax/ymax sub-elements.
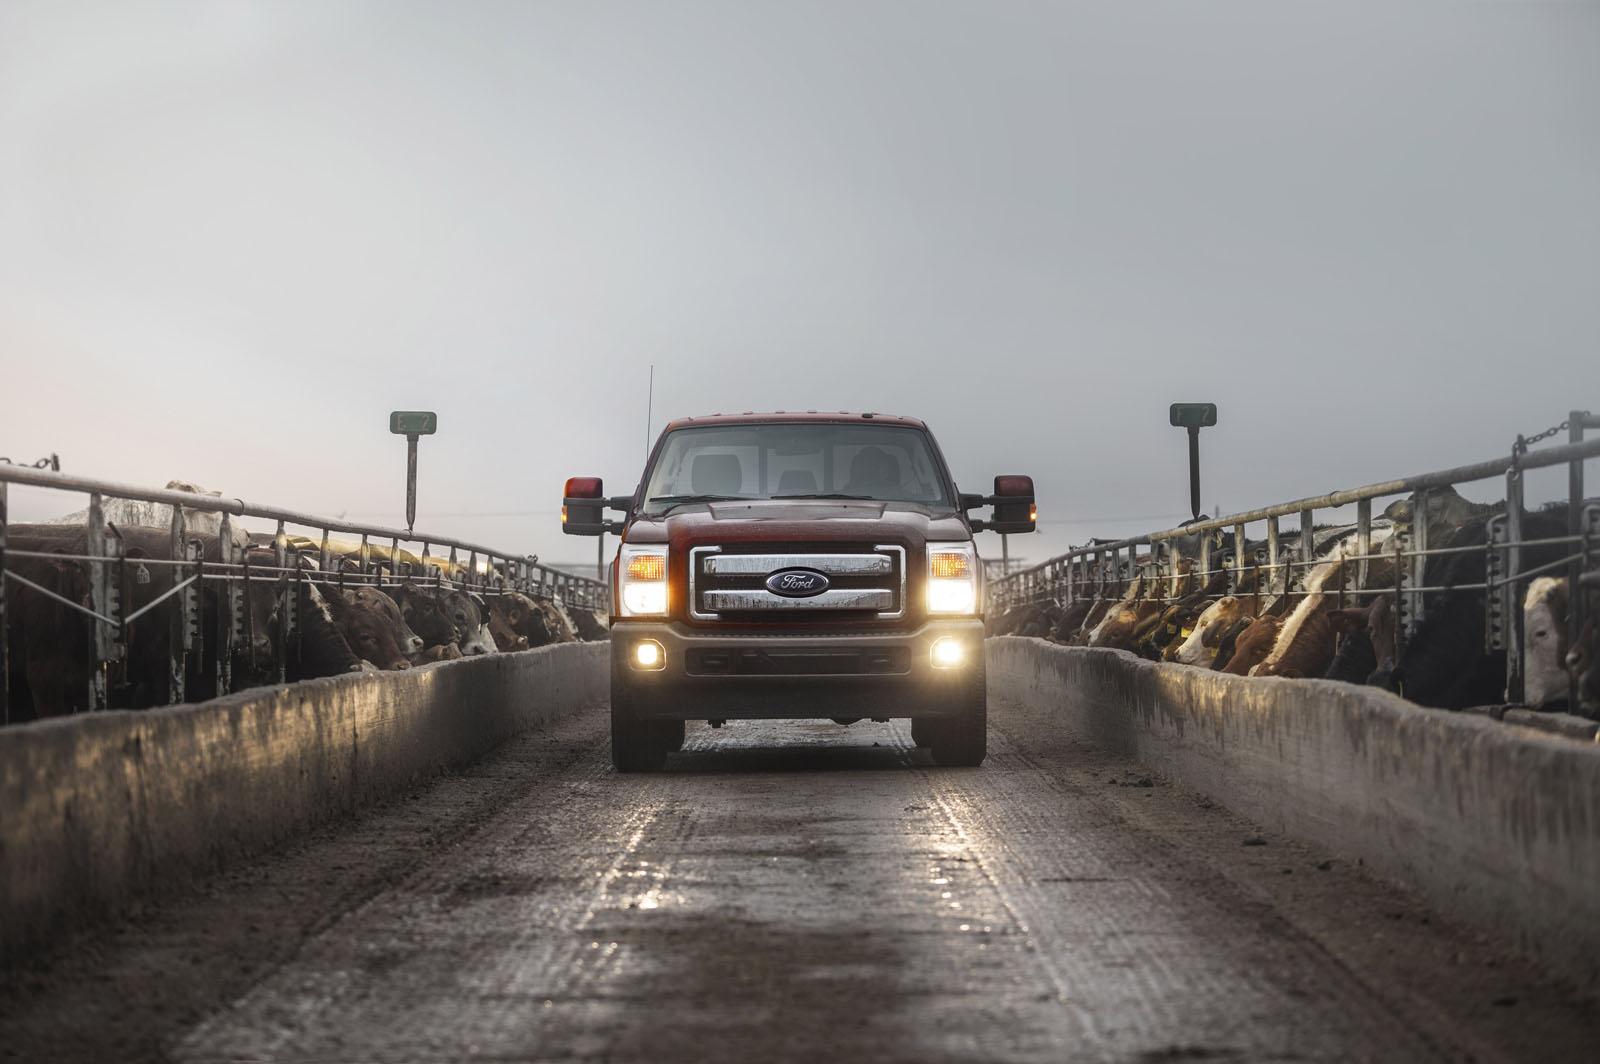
<box><xmin>633</xmin><ymin>639</ymin><xmax>665</xmax><ymax>670</ymax></box>
<box><xmin>930</xmin><ymin>638</ymin><xmax>965</xmax><ymax>669</ymax></box>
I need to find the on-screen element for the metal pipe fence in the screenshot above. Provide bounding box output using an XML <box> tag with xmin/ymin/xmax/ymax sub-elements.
<box><xmin>0</xmin><ymin>465</ymin><xmax>609</xmax><ymax>721</ymax></box>
<box><xmin>990</xmin><ymin>414</ymin><xmax>1600</xmax><ymax>706</ymax></box>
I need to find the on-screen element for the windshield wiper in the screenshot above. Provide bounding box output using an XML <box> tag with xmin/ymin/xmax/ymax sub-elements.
<box><xmin>644</xmin><ymin>493</ymin><xmax>755</xmax><ymax>513</ymax></box>
<box><xmin>771</xmin><ymin>493</ymin><xmax>876</xmax><ymax>501</ymax></box>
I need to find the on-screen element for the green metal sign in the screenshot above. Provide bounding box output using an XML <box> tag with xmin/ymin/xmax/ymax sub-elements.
<box><xmin>1168</xmin><ymin>403</ymin><xmax>1218</xmax><ymax>430</ymax></box>
<box><xmin>389</xmin><ymin>410</ymin><xmax>438</xmax><ymax>436</ymax></box>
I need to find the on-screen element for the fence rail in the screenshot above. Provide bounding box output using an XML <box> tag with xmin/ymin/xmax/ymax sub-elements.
<box><xmin>991</xmin><ymin>414</ymin><xmax>1600</xmax><ymax>707</ymax></box>
<box><xmin>0</xmin><ymin>465</ymin><xmax>608</xmax><ymax>721</ymax></box>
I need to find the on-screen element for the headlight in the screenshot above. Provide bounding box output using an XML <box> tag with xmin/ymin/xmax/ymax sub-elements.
<box><xmin>927</xmin><ymin>543</ymin><xmax>978</xmax><ymax>615</ymax></box>
<box><xmin>618</xmin><ymin>544</ymin><xmax>669</xmax><ymax>617</ymax></box>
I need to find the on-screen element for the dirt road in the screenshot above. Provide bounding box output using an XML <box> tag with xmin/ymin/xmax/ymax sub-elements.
<box><xmin>3</xmin><ymin>694</ymin><xmax>1596</xmax><ymax>1062</ymax></box>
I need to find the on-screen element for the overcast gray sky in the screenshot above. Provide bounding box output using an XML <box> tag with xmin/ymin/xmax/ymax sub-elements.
<box><xmin>3</xmin><ymin>0</ymin><xmax>1596</xmax><ymax>564</ymax></box>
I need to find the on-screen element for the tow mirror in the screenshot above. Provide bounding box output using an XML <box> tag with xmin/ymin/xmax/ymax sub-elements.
<box><xmin>562</xmin><ymin>478</ymin><xmax>633</xmax><ymax>536</ymax></box>
<box><xmin>965</xmin><ymin>475</ymin><xmax>1037</xmax><ymax>534</ymax></box>
<box><xmin>563</xmin><ymin>477</ymin><xmax>607</xmax><ymax>536</ymax></box>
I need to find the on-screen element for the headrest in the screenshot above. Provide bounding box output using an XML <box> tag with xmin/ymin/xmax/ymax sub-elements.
<box><xmin>776</xmin><ymin>470</ymin><xmax>818</xmax><ymax>495</ymax></box>
<box><xmin>691</xmin><ymin>453</ymin><xmax>743</xmax><ymax>495</ymax></box>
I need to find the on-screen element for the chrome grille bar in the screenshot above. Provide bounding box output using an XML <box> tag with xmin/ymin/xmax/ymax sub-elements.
<box><xmin>701</xmin><ymin>588</ymin><xmax>895</xmax><ymax>611</ymax></box>
<box><xmin>688</xmin><ymin>544</ymin><xmax>906</xmax><ymax>621</ymax></box>
<box><xmin>703</xmin><ymin>553</ymin><xmax>892</xmax><ymax>576</ymax></box>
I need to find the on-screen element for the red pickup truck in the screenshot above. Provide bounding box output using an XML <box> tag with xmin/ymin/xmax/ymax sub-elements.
<box><xmin>562</xmin><ymin>412</ymin><xmax>1035</xmax><ymax>771</ymax></box>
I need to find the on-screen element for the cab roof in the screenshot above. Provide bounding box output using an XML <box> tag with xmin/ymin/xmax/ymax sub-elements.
<box><xmin>662</xmin><ymin>411</ymin><xmax>929</xmax><ymax>431</ymax></box>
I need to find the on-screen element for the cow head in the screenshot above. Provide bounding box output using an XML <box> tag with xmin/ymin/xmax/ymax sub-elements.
<box><xmin>1524</xmin><ymin>577</ymin><xmax>1570</xmax><ymax>707</ymax></box>
<box><xmin>348</xmin><ymin>587</ymin><xmax>424</xmax><ymax>656</ymax></box>
<box><xmin>489</xmin><ymin>592</ymin><xmax>551</xmax><ymax>650</ymax></box>
<box><xmin>324</xmin><ymin>586</ymin><xmax>411</xmax><ymax>670</ymax></box>
<box><xmin>387</xmin><ymin>585</ymin><xmax>457</xmax><ymax>649</ymax></box>
<box><xmin>1220</xmin><ymin>614</ymin><xmax>1282</xmax><ymax>675</ymax></box>
<box><xmin>298</xmin><ymin>582</ymin><xmax>367</xmax><ymax>678</ymax></box>
<box><xmin>1171</xmin><ymin>596</ymin><xmax>1248</xmax><ymax>666</ymax></box>
<box><xmin>1566</xmin><ymin>615</ymin><xmax>1598</xmax><ymax>716</ymax></box>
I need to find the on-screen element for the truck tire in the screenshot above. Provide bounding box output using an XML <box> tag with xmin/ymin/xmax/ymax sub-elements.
<box><xmin>928</xmin><ymin>660</ymin><xmax>987</xmax><ymax>767</ymax></box>
<box><xmin>664</xmin><ymin>718</ymin><xmax>686</xmax><ymax>753</ymax></box>
<box><xmin>910</xmin><ymin>717</ymin><xmax>937</xmax><ymax>748</ymax></box>
<box><xmin>610</xmin><ymin>661</ymin><xmax>669</xmax><ymax>772</ymax></box>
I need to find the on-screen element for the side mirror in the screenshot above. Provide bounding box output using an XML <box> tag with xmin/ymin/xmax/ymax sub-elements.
<box><xmin>562</xmin><ymin>478</ymin><xmax>633</xmax><ymax>535</ymax></box>
<box><xmin>563</xmin><ymin>477</ymin><xmax>608</xmax><ymax>536</ymax></box>
<box><xmin>967</xmin><ymin>474</ymin><xmax>1036</xmax><ymax>534</ymax></box>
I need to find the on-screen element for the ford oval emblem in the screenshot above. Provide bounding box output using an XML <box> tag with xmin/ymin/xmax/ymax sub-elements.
<box><xmin>765</xmin><ymin>568</ymin><xmax>830</xmax><ymax>598</ymax></box>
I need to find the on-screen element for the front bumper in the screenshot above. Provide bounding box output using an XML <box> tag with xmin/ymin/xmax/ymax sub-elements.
<box><xmin>611</xmin><ymin>618</ymin><xmax>985</xmax><ymax>721</ymax></box>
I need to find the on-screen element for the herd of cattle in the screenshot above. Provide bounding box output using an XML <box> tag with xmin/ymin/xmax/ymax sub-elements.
<box><xmin>988</xmin><ymin>487</ymin><xmax>1599</xmax><ymax>720</ymax></box>
<box><xmin>3</xmin><ymin>502</ymin><xmax>606</xmax><ymax>723</ymax></box>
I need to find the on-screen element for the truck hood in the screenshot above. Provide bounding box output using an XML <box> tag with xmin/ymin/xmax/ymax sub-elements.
<box><xmin>624</xmin><ymin>499</ymin><xmax>971</xmax><ymax>550</ymax></box>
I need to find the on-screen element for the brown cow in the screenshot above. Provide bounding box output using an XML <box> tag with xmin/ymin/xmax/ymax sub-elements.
<box><xmin>488</xmin><ymin>591</ymin><xmax>575</xmax><ymax>651</ymax></box>
<box><xmin>1252</xmin><ymin>556</ymin><xmax>1352</xmax><ymax>679</ymax></box>
<box><xmin>387</xmin><ymin>584</ymin><xmax>491</xmax><ymax>655</ymax></box>
<box><xmin>1322</xmin><ymin>596</ymin><xmax>1394</xmax><ymax>685</ymax></box>
<box><xmin>1087</xmin><ymin>600</ymin><xmax>1165</xmax><ymax>651</ymax></box>
<box><xmin>1220</xmin><ymin>614</ymin><xmax>1283</xmax><ymax>675</ymax></box>
<box><xmin>1567</xmin><ymin>615</ymin><xmax>1598</xmax><ymax>718</ymax></box>
<box><xmin>319</xmin><ymin>585</ymin><xmax>411</xmax><ymax>671</ymax></box>
<box><xmin>1169</xmin><ymin>595</ymin><xmax>1259</xmax><ymax>666</ymax></box>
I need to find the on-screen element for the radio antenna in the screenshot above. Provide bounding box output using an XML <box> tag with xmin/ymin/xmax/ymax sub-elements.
<box><xmin>643</xmin><ymin>363</ymin><xmax>655</xmax><ymax>461</ymax></box>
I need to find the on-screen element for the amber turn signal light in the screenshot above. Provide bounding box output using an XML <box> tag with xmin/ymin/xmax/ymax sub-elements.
<box><xmin>929</xmin><ymin>551</ymin><xmax>971</xmax><ymax>580</ymax></box>
<box><xmin>626</xmin><ymin>553</ymin><xmax>667</xmax><ymax>581</ymax></box>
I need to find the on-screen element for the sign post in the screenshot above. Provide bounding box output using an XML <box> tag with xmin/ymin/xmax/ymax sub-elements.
<box><xmin>1169</xmin><ymin>403</ymin><xmax>1218</xmax><ymax>522</ymax></box>
<box><xmin>389</xmin><ymin>411</ymin><xmax>438</xmax><ymax>533</ymax></box>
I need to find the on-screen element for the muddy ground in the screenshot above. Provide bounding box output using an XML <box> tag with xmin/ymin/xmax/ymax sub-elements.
<box><xmin>2</xmin><ymin>693</ymin><xmax>1596</xmax><ymax>1062</ymax></box>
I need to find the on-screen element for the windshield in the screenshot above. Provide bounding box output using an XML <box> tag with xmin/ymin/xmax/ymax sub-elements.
<box><xmin>641</xmin><ymin>423</ymin><xmax>954</xmax><ymax>514</ymax></box>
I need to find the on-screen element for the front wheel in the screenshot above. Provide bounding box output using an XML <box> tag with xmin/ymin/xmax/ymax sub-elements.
<box><xmin>611</xmin><ymin>662</ymin><xmax>670</xmax><ymax>772</ymax></box>
<box><xmin>926</xmin><ymin>659</ymin><xmax>987</xmax><ymax>767</ymax></box>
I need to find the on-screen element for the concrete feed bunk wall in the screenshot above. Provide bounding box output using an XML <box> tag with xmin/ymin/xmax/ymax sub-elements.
<box><xmin>987</xmin><ymin>636</ymin><xmax>1600</xmax><ymax>986</ymax></box>
<box><xmin>0</xmin><ymin>642</ymin><xmax>608</xmax><ymax>962</ymax></box>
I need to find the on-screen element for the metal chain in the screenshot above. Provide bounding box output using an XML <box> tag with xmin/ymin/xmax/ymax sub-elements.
<box><xmin>1519</xmin><ymin>419</ymin><xmax>1571</xmax><ymax>448</ymax></box>
<box><xmin>0</xmin><ymin>453</ymin><xmax>60</xmax><ymax>470</ymax></box>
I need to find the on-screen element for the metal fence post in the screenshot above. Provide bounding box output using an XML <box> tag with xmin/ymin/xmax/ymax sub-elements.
<box><xmin>185</xmin><ymin>539</ymin><xmax>203</xmax><ymax>698</ymax></box>
<box><xmin>1232</xmin><ymin>524</ymin><xmax>1246</xmax><ymax>593</ymax></box>
<box><xmin>217</xmin><ymin>514</ymin><xmax>236</xmax><ymax>696</ymax></box>
<box><xmin>1299</xmin><ymin>508</ymin><xmax>1315</xmax><ymax>589</ymax></box>
<box><xmin>1355</xmin><ymin>499</ymin><xmax>1371</xmax><ymax>592</ymax></box>
<box><xmin>1485</xmin><ymin>515</ymin><xmax>1508</xmax><ymax>654</ymax></box>
<box><xmin>0</xmin><ymin>480</ymin><xmax>8</xmax><ymax>723</ymax></box>
<box><xmin>1265</xmin><ymin>517</ymin><xmax>1280</xmax><ymax>596</ymax></box>
<box><xmin>86</xmin><ymin>493</ymin><xmax>117</xmax><ymax>711</ymax></box>
<box><xmin>1568</xmin><ymin>412</ymin><xmax>1591</xmax><ymax>711</ymax></box>
<box><xmin>1409</xmin><ymin>488</ymin><xmax>1429</xmax><ymax>634</ymax></box>
<box><xmin>1505</xmin><ymin>457</ymin><xmax>1527</xmax><ymax>704</ymax></box>
<box><xmin>168</xmin><ymin>506</ymin><xmax>187</xmax><ymax>705</ymax></box>
<box><xmin>273</xmin><ymin>521</ymin><xmax>290</xmax><ymax>684</ymax></box>
<box><xmin>1392</xmin><ymin>530</ymin><xmax>1409</xmax><ymax>662</ymax></box>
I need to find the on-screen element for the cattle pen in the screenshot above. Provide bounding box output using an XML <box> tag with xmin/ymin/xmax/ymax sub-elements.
<box><xmin>0</xmin><ymin>463</ymin><xmax>609</xmax><ymax>723</ymax></box>
<box><xmin>991</xmin><ymin>413</ymin><xmax>1600</xmax><ymax>714</ymax></box>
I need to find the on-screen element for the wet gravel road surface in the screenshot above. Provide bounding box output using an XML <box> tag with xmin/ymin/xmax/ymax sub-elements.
<box><xmin>4</xmin><ymin>694</ymin><xmax>1597</xmax><ymax>1063</ymax></box>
